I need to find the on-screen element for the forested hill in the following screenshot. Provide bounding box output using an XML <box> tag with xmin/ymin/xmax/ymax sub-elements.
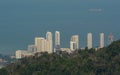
<box><xmin>1</xmin><ymin>40</ymin><xmax>120</xmax><ymax>75</ymax></box>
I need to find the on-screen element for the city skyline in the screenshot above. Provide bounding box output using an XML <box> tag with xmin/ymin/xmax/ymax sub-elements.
<box><xmin>15</xmin><ymin>31</ymin><xmax>115</xmax><ymax>59</ymax></box>
<box><xmin>34</xmin><ymin>31</ymin><xmax>115</xmax><ymax>50</ymax></box>
<box><xmin>0</xmin><ymin>0</ymin><xmax>119</xmax><ymax>74</ymax></box>
<box><xmin>0</xmin><ymin>29</ymin><xmax>117</xmax><ymax>55</ymax></box>
<box><xmin>18</xmin><ymin>31</ymin><xmax>115</xmax><ymax>51</ymax></box>
<box><xmin>0</xmin><ymin>0</ymin><xmax>120</xmax><ymax>55</ymax></box>
<box><xmin>34</xmin><ymin>32</ymin><xmax>53</xmax><ymax>53</ymax></box>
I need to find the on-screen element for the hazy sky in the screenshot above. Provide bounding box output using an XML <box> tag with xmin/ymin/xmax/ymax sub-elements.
<box><xmin>0</xmin><ymin>0</ymin><xmax>120</xmax><ymax>54</ymax></box>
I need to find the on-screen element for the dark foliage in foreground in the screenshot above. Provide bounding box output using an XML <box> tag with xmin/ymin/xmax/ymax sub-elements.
<box><xmin>1</xmin><ymin>40</ymin><xmax>120</xmax><ymax>75</ymax></box>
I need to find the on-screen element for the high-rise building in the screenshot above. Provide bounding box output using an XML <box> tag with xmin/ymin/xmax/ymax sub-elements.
<box><xmin>55</xmin><ymin>31</ymin><xmax>60</xmax><ymax>46</ymax></box>
<box><xmin>46</xmin><ymin>31</ymin><xmax>53</xmax><ymax>53</ymax></box>
<box><xmin>70</xmin><ymin>41</ymin><xmax>77</xmax><ymax>51</ymax></box>
<box><xmin>55</xmin><ymin>31</ymin><xmax>61</xmax><ymax>52</ymax></box>
<box><xmin>35</xmin><ymin>37</ymin><xmax>46</xmax><ymax>52</ymax></box>
<box><xmin>35</xmin><ymin>37</ymin><xmax>41</xmax><ymax>52</ymax></box>
<box><xmin>87</xmin><ymin>33</ymin><xmax>92</xmax><ymax>49</ymax></box>
<box><xmin>70</xmin><ymin>35</ymin><xmax>79</xmax><ymax>51</ymax></box>
<box><xmin>100</xmin><ymin>33</ymin><xmax>104</xmax><ymax>48</ymax></box>
<box><xmin>71</xmin><ymin>35</ymin><xmax>79</xmax><ymax>49</ymax></box>
<box><xmin>108</xmin><ymin>33</ymin><xmax>114</xmax><ymax>45</ymax></box>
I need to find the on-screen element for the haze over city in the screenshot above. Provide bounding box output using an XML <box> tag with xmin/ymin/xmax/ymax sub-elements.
<box><xmin>1</xmin><ymin>0</ymin><xmax>120</xmax><ymax>75</ymax></box>
<box><xmin>0</xmin><ymin>0</ymin><xmax>120</xmax><ymax>54</ymax></box>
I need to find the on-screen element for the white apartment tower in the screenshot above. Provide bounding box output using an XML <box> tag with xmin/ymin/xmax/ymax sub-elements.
<box><xmin>108</xmin><ymin>34</ymin><xmax>114</xmax><ymax>45</ymax></box>
<box><xmin>70</xmin><ymin>35</ymin><xmax>79</xmax><ymax>50</ymax></box>
<box><xmin>100</xmin><ymin>33</ymin><xmax>104</xmax><ymax>48</ymax></box>
<box><xmin>55</xmin><ymin>31</ymin><xmax>60</xmax><ymax>46</ymax></box>
<box><xmin>46</xmin><ymin>31</ymin><xmax>53</xmax><ymax>53</ymax></box>
<box><xmin>35</xmin><ymin>37</ymin><xmax>46</xmax><ymax>52</ymax></box>
<box><xmin>54</xmin><ymin>31</ymin><xmax>61</xmax><ymax>52</ymax></box>
<box><xmin>87</xmin><ymin>33</ymin><xmax>92</xmax><ymax>49</ymax></box>
<box><xmin>70</xmin><ymin>41</ymin><xmax>77</xmax><ymax>51</ymax></box>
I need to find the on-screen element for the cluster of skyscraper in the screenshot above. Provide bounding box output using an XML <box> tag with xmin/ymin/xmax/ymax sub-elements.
<box><xmin>35</xmin><ymin>31</ymin><xmax>60</xmax><ymax>53</ymax></box>
<box><xmin>16</xmin><ymin>31</ymin><xmax>114</xmax><ymax>59</ymax></box>
<box><xmin>87</xmin><ymin>33</ymin><xmax>104</xmax><ymax>49</ymax></box>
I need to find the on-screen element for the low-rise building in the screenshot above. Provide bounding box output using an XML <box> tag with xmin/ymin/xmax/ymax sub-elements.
<box><xmin>61</xmin><ymin>48</ymin><xmax>71</xmax><ymax>53</ymax></box>
<box><xmin>16</xmin><ymin>50</ymin><xmax>33</xmax><ymax>59</ymax></box>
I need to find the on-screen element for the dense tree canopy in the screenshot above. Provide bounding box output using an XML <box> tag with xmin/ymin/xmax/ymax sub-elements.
<box><xmin>1</xmin><ymin>40</ymin><xmax>120</xmax><ymax>75</ymax></box>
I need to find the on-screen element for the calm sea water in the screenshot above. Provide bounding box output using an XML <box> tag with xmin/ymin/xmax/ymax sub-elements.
<box><xmin>0</xmin><ymin>0</ymin><xmax>120</xmax><ymax>54</ymax></box>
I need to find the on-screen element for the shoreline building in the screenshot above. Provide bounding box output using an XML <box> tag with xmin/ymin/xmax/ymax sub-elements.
<box><xmin>108</xmin><ymin>33</ymin><xmax>114</xmax><ymax>45</ymax></box>
<box><xmin>27</xmin><ymin>45</ymin><xmax>37</xmax><ymax>53</ymax></box>
<box><xmin>35</xmin><ymin>37</ymin><xmax>46</xmax><ymax>52</ymax></box>
<box><xmin>70</xmin><ymin>41</ymin><xmax>77</xmax><ymax>51</ymax></box>
<box><xmin>54</xmin><ymin>31</ymin><xmax>61</xmax><ymax>52</ymax></box>
<box><xmin>87</xmin><ymin>33</ymin><xmax>92</xmax><ymax>49</ymax></box>
<box><xmin>70</xmin><ymin>35</ymin><xmax>79</xmax><ymax>51</ymax></box>
<box><xmin>16</xmin><ymin>50</ymin><xmax>33</xmax><ymax>59</ymax></box>
<box><xmin>100</xmin><ymin>33</ymin><xmax>104</xmax><ymax>48</ymax></box>
<box><xmin>55</xmin><ymin>31</ymin><xmax>60</xmax><ymax>46</ymax></box>
<box><xmin>61</xmin><ymin>48</ymin><xmax>71</xmax><ymax>53</ymax></box>
<box><xmin>46</xmin><ymin>31</ymin><xmax>53</xmax><ymax>53</ymax></box>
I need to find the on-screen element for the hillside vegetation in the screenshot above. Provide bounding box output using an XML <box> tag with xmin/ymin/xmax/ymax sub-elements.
<box><xmin>1</xmin><ymin>40</ymin><xmax>120</xmax><ymax>75</ymax></box>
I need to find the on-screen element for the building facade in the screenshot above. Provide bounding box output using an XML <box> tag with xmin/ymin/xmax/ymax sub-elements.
<box><xmin>55</xmin><ymin>31</ymin><xmax>60</xmax><ymax>52</ymax></box>
<box><xmin>108</xmin><ymin>33</ymin><xmax>114</xmax><ymax>45</ymax></box>
<box><xmin>100</xmin><ymin>33</ymin><xmax>104</xmax><ymax>48</ymax></box>
<box><xmin>87</xmin><ymin>33</ymin><xmax>92</xmax><ymax>49</ymax></box>
<box><xmin>27</xmin><ymin>45</ymin><xmax>37</xmax><ymax>53</ymax></box>
<box><xmin>70</xmin><ymin>35</ymin><xmax>79</xmax><ymax>49</ymax></box>
<box><xmin>55</xmin><ymin>31</ymin><xmax>60</xmax><ymax>46</ymax></box>
<box><xmin>70</xmin><ymin>41</ymin><xmax>77</xmax><ymax>51</ymax></box>
<box><xmin>35</xmin><ymin>37</ymin><xmax>46</xmax><ymax>52</ymax></box>
<box><xmin>46</xmin><ymin>31</ymin><xmax>53</xmax><ymax>53</ymax></box>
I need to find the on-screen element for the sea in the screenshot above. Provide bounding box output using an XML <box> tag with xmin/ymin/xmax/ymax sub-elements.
<box><xmin>0</xmin><ymin>0</ymin><xmax>120</xmax><ymax>54</ymax></box>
